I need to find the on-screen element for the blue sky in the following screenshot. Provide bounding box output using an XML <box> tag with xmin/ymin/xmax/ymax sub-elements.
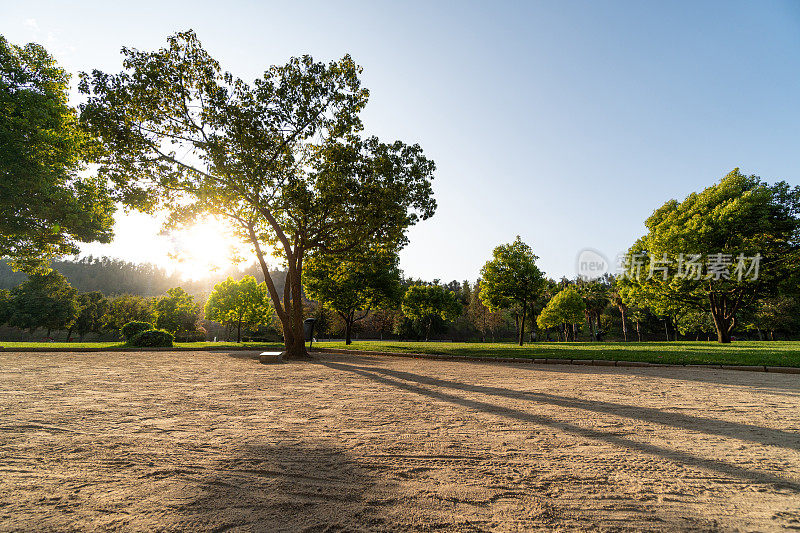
<box><xmin>3</xmin><ymin>1</ymin><xmax>800</xmax><ymax>281</ymax></box>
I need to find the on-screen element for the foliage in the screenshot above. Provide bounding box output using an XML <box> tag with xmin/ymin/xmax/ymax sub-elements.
<box><xmin>121</xmin><ymin>320</ymin><xmax>154</xmax><ymax>341</ymax></box>
<box><xmin>155</xmin><ymin>287</ymin><xmax>200</xmax><ymax>336</ymax></box>
<box><xmin>0</xmin><ymin>36</ymin><xmax>114</xmax><ymax>272</ymax></box>
<box><xmin>303</xmin><ymin>248</ymin><xmax>402</xmax><ymax>344</ymax></box>
<box><xmin>104</xmin><ymin>294</ymin><xmax>156</xmax><ymax>334</ymax></box>
<box><xmin>402</xmin><ymin>284</ymin><xmax>461</xmax><ymax>341</ymax></box>
<box><xmin>6</xmin><ymin>270</ymin><xmax>78</xmax><ymax>334</ymax></box>
<box><xmin>537</xmin><ymin>286</ymin><xmax>585</xmax><ymax>340</ymax></box>
<box><xmin>204</xmin><ymin>276</ymin><xmax>272</xmax><ymax>342</ymax></box>
<box><xmin>72</xmin><ymin>291</ymin><xmax>109</xmax><ymax>339</ymax></box>
<box><xmin>128</xmin><ymin>328</ymin><xmax>173</xmax><ymax>347</ymax></box>
<box><xmin>479</xmin><ymin>237</ymin><xmax>545</xmax><ymax>345</ymax></box>
<box><xmin>79</xmin><ymin>30</ymin><xmax>436</xmax><ymax>358</ymax></box>
<box><xmin>467</xmin><ymin>279</ymin><xmax>505</xmax><ymax>341</ymax></box>
<box><xmin>622</xmin><ymin>169</ymin><xmax>800</xmax><ymax>343</ymax></box>
<box><xmin>314</xmin><ymin>340</ymin><xmax>800</xmax><ymax>367</ymax></box>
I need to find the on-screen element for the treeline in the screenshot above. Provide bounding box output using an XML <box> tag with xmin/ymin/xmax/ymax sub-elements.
<box><xmin>0</xmin><ymin>263</ymin><xmax>288</xmax><ymax>343</ymax></box>
<box><xmin>0</xmin><ymin>256</ymin><xmax>287</xmax><ymax>297</ymax></box>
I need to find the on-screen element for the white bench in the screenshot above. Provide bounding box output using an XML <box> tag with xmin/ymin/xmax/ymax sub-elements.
<box><xmin>259</xmin><ymin>351</ymin><xmax>283</xmax><ymax>364</ymax></box>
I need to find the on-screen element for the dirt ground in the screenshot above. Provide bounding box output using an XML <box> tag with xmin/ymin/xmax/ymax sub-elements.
<box><xmin>0</xmin><ymin>350</ymin><xmax>799</xmax><ymax>532</ymax></box>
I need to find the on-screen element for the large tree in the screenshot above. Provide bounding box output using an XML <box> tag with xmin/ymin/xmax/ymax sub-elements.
<box><xmin>0</xmin><ymin>36</ymin><xmax>114</xmax><ymax>272</ymax></box>
<box><xmin>79</xmin><ymin>31</ymin><xmax>435</xmax><ymax>358</ymax></box>
<box><xmin>622</xmin><ymin>169</ymin><xmax>800</xmax><ymax>343</ymax></box>
<box><xmin>303</xmin><ymin>248</ymin><xmax>402</xmax><ymax>345</ymax></box>
<box><xmin>479</xmin><ymin>237</ymin><xmax>545</xmax><ymax>345</ymax></box>
<box><xmin>204</xmin><ymin>276</ymin><xmax>272</xmax><ymax>342</ymax></box>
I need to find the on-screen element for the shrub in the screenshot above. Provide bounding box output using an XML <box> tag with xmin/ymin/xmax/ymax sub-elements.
<box><xmin>121</xmin><ymin>321</ymin><xmax>154</xmax><ymax>341</ymax></box>
<box><xmin>128</xmin><ymin>329</ymin><xmax>174</xmax><ymax>348</ymax></box>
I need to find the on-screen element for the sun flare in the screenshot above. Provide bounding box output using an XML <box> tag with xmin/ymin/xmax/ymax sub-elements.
<box><xmin>168</xmin><ymin>217</ymin><xmax>253</xmax><ymax>280</ymax></box>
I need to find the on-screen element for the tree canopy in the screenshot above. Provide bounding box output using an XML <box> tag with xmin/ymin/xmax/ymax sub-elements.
<box><xmin>303</xmin><ymin>248</ymin><xmax>402</xmax><ymax>344</ymax></box>
<box><xmin>622</xmin><ymin>169</ymin><xmax>800</xmax><ymax>342</ymax></box>
<box><xmin>0</xmin><ymin>35</ymin><xmax>114</xmax><ymax>273</ymax></box>
<box><xmin>402</xmin><ymin>284</ymin><xmax>461</xmax><ymax>341</ymax></box>
<box><xmin>479</xmin><ymin>237</ymin><xmax>545</xmax><ymax>345</ymax></box>
<box><xmin>204</xmin><ymin>276</ymin><xmax>272</xmax><ymax>342</ymax></box>
<box><xmin>79</xmin><ymin>30</ymin><xmax>436</xmax><ymax>358</ymax></box>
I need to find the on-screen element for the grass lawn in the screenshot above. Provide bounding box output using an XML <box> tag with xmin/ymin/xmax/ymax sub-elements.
<box><xmin>312</xmin><ymin>340</ymin><xmax>800</xmax><ymax>367</ymax></box>
<box><xmin>0</xmin><ymin>341</ymin><xmax>284</xmax><ymax>350</ymax></box>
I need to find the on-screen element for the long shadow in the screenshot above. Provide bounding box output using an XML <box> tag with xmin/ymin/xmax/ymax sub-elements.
<box><xmin>332</xmin><ymin>363</ymin><xmax>800</xmax><ymax>452</ymax></box>
<box><xmin>320</xmin><ymin>361</ymin><xmax>800</xmax><ymax>491</ymax></box>
<box><xmin>170</xmin><ymin>442</ymin><xmax>395</xmax><ymax>531</ymax></box>
<box><xmin>504</xmin><ymin>360</ymin><xmax>800</xmax><ymax>394</ymax></box>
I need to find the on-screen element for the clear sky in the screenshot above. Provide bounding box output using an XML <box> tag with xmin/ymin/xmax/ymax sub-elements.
<box><xmin>3</xmin><ymin>1</ymin><xmax>800</xmax><ymax>281</ymax></box>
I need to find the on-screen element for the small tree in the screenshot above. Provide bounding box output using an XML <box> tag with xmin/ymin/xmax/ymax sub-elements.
<box><xmin>205</xmin><ymin>276</ymin><xmax>272</xmax><ymax>342</ymax></box>
<box><xmin>8</xmin><ymin>271</ymin><xmax>78</xmax><ymax>337</ymax></box>
<box><xmin>401</xmin><ymin>284</ymin><xmax>461</xmax><ymax>341</ymax></box>
<box><xmin>303</xmin><ymin>249</ymin><xmax>402</xmax><ymax>345</ymax></box>
<box><xmin>155</xmin><ymin>287</ymin><xmax>201</xmax><ymax>337</ymax></box>
<box><xmin>537</xmin><ymin>287</ymin><xmax>585</xmax><ymax>341</ymax></box>
<box><xmin>479</xmin><ymin>237</ymin><xmax>545</xmax><ymax>345</ymax></box>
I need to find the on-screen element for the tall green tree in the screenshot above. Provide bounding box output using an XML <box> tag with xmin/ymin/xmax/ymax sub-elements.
<box><xmin>401</xmin><ymin>284</ymin><xmax>461</xmax><ymax>341</ymax></box>
<box><xmin>303</xmin><ymin>249</ymin><xmax>402</xmax><ymax>345</ymax></box>
<box><xmin>623</xmin><ymin>169</ymin><xmax>800</xmax><ymax>343</ymax></box>
<box><xmin>0</xmin><ymin>36</ymin><xmax>114</xmax><ymax>273</ymax></box>
<box><xmin>79</xmin><ymin>31</ymin><xmax>435</xmax><ymax>358</ymax></box>
<box><xmin>7</xmin><ymin>270</ymin><xmax>78</xmax><ymax>336</ymax></box>
<box><xmin>155</xmin><ymin>287</ymin><xmax>200</xmax><ymax>337</ymax></box>
<box><xmin>479</xmin><ymin>237</ymin><xmax>545</xmax><ymax>345</ymax></box>
<box><xmin>205</xmin><ymin>276</ymin><xmax>272</xmax><ymax>342</ymax></box>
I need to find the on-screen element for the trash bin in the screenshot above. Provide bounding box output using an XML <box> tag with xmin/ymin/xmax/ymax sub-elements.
<box><xmin>303</xmin><ymin>318</ymin><xmax>316</xmax><ymax>345</ymax></box>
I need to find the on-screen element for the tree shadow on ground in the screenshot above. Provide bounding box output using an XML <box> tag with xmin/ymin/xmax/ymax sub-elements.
<box><xmin>320</xmin><ymin>360</ymin><xmax>800</xmax><ymax>491</ymax></box>
<box><xmin>168</xmin><ymin>442</ymin><xmax>396</xmax><ymax>532</ymax></box>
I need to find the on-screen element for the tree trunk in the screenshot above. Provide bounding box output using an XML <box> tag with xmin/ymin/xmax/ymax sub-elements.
<box><xmin>518</xmin><ymin>304</ymin><xmax>526</xmax><ymax>346</ymax></box>
<box><xmin>635</xmin><ymin>321</ymin><xmax>641</xmax><ymax>342</ymax></box>
<box><xmin>620</xmin><ymin>306</ymin><xmax>628</xmax><ymax>341</ymax></box>
<box><xmin>345</xmin><ymin>312</ymin><xmax>353</xmax><ymax>345</ymax></box>
<box><xmin>236</xmin><ymin>314</ymin><xmax>242</xmax><ymax>343</ymax></box>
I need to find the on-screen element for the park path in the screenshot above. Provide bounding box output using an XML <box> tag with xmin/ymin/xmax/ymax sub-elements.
<box><xmin>0</xmin><ymin>350</ymin><xmax>799</xmax><ymax>531</ymax></box>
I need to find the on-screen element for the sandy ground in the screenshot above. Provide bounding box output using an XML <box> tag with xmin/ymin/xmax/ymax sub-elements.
<box><xmin>0</xmin><ymin>351</ymin><xmax>799</xmax><ymax>532</ymax></box>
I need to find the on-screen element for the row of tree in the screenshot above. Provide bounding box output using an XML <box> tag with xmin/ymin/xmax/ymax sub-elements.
<box><xmin>0</xmin><ymin>271</ymin><xmax>205</xmax><ymax>341</ymax></box>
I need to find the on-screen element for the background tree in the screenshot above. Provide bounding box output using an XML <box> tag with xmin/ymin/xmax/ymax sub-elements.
<box><xmin>623</xmin><ymin>169</ymin><xmax>800</xmax><ymax>343</ymax></box>
<box><xmin>303</xmin><ymin>249</ymin><xmax>402</xmax><ymax>345</ymax></box>
<box><xmin>70</xmin><ymin>291</ymin><xmax>109</xmax><ymax>340</ymax></box>
<box><xmin>103</xmin><ymin>294</ymin><xmax>156</xmax><ymax>336</ymax></box>
<box><xmin>7</xmin><ymin>270</ymin><xmax>78</xmax><ymax>336</ymax></box>
<box><xmin>468</xmin><ymin>279</ymin><xmax>504</xmax><ymax>342</ymax></box>
<box><xmin>537</xmin><ymin>286</ymin><xmax>585</xmax><ymax>341</ymax></box>
<box><xmin>0</xmin><ymin>36</ymin><xmax>114</xmax><ymax>273</ymax></box>
<box><xmin>577</xmin><ymin>278</ymin><xmax>609</xmax><ymax>341</ymax></box>
<box><xmin>753</xmin><ymin>295</ymin><xmax>797</xmax><ymax>340</ymax></box>
<box><xmin>401</xmin><ymin>284</ymin><xmax>461</xmax><ymax>341</ymax></box>
<box><xmin>79</xmin><ymin>31</ymin><xmax>435</xmax><ymax>358</ymax></box>
<box><xmin>479</xmin><ymin>237</ymin><xmax>545</xmax><ymax>345</ymax></box>
<box><xmin>155</xmin><ymin>287</ymin><xmax>201</xmax><ymax>338</ymax></box>
<box><xmin>204</xmin><ymin>276</ymin><xmax>272</xmax><ymax>342</ymax></box>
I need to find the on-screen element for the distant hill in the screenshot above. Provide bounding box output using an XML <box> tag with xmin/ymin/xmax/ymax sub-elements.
<box><xmin>0</xmin><ymin>256</ymin><xmax>287</xmax><ymax>297</ymax></box>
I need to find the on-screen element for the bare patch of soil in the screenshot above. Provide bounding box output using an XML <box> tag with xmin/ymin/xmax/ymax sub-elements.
<box><xmin>1</xmin><ymin>350</ymin><xmax>799</xmax><ymax>531</ymax></box>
